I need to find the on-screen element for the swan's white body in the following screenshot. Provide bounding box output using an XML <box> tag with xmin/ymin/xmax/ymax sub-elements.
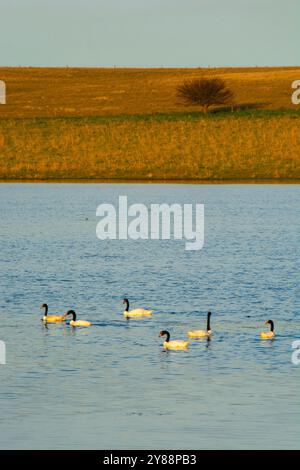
<box><xmin>188</xmin><ymin>329</ymin><xmax>211</xmax><ymax>338</ymax></box>
<box><xmin>260</xmin><ymin>320</ymin><xmax>275</xmax><ymax>340</ymax></box>
<box><xmin>124</xmin><ymin>308</ymin><xmax>153</xmax><ymax>318</ymax></box>
<box><xmin>188</xmin><ymin>312</ymin><xmax>212</xmax><ymax>339</ymax></box>
<box><xmin>260</xmin><ymin>330</ymin><xmax>275</xmax><ymax>340</ymax></box>
<box><xmin>123</xmin><ymin>299</ymin><xmax>153</xmax><ymax>318</ymax></box>
<box><xmin>160</xmin><ymin>330</ymin><xmax>189</xmax><ymax>351</ymax></box>
<box><xmin>163</xmin><ymin>340</ymin><xmax>189</xmax><ymax>350</ymax></box>
<box><xmin>64</xmin><ymin>310</ymin><xmax>92</xmax><ymax>327</ymax></box>
<box><xmin>40</xmin><ymin>304</ymin><xmax>65</xmax><ymax>323</ymax></box>
<box><xmin>43</xmin><ymin>315</ymin><xmax>65</xmax><ymax>323</ymax></box>
<box><xmin>70</xmin><ymin>319</ymin><xmax>92</xmax><ymax>327</ymax></box>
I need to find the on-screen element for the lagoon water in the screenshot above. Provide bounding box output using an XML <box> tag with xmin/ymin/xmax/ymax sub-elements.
<box><xmin>0</xmin><ymin>183</ymin><xmax>299</xmax><ymax>449</ymax></box>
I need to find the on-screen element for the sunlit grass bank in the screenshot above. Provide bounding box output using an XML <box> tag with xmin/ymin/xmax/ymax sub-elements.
<box><xmin>0</xmin><ymin>111</ymin><xmax>299</xmax><ymax>181</ymax></box>
<box><xmin>0</xmin><ymin>66</ymin><xmax>299</xmax><ymax>180</ymax></box>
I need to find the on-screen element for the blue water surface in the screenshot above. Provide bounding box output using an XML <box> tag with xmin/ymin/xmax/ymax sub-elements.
<box><xmin>0</xmin><ymin>183</ymin><xmax>299</xmax><ymax>449</ymax></box>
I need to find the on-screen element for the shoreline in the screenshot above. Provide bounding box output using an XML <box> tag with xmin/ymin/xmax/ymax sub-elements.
<box><xmin>1</xmin><ymin>178</ymin><xmax>300</xmax><ymax>185</ymax></box>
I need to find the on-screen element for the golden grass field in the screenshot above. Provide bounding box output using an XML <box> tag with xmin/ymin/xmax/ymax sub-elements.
<box><xmin>0</xmin><ymin>67</ymin><xmax>299</xmax><ymax>180</ymax></box>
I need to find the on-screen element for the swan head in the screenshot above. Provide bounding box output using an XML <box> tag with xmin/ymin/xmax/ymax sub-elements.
<box><xmin>40</xmin><ymin>304</ymin><xmax>48</xmax><ymax>317</ymax></box>
<box><xmin>123</xmin><ymin>298</ymin><xmax>129</xmax><ymax>304</ymax></box>
<box><xmin>159</xmin><ymin>330</ymin><xmax>170</xmax><ymax>341</ymax></box>
<box><xmin>64</xmin><ymin>310</ymin><xmax>76</xmax><ymax>321</ymax></box>
<box><xmin>265</xmin><ymin>319</ymin><xmax>274</xmax><ymax>331</ymax></box>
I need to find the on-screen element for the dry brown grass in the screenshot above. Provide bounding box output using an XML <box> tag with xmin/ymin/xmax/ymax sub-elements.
<box><xmin>0</xmin><ymin>114</ymin><xmax>299</xmax><ymax>181</ymax></box>
<box><xmin>0</xmin><ymin>66</ymin><xmax>299</xmax><ymax>118</ymax></box>
<box><xmin>0</xmin><ymin>67</ymin><xmax>299</xmax><ymax>181</ymax></box>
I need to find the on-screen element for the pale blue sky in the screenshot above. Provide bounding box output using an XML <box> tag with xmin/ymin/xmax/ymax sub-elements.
<box><xmin>1</xmin><ymin>0</ymin><xmax>299</xmax><ymax>67</ymax></box>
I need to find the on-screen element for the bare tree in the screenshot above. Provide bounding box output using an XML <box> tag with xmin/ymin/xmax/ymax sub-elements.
<box><xmin>177</xmin><ymin>78</ymin><xmax>234</xmax><ymax>113</ymax></box>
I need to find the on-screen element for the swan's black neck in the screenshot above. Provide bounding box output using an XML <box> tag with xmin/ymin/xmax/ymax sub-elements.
<box><xmin>124</xmin><ymin>299</ymin><xmax>129</xmax><ymax>312</ymax></box>
<box><xmin>269</xmin><ymin>320</ymin><xmax>274</xmax><ymax>332</ymax></box>
<box><xmin>67</xmin><ymin>310</ymin><xmax>76</xmax><ymax>321</ymax></box>
<box><xmin>43</xmin><ymin>304</ymin><xmax>48</xmax><ymax>316</ymax></box>
<box><xmin>164</xmin><ymin>331</ymin><xmax>170</xmax><ymax>342</ymax></box>
<box><xmin>207</xmin><ymin>311</ymin><xmax>211</xmax><ymax>331</ymax></box>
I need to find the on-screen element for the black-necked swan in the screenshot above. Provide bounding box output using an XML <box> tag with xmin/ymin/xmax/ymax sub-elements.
<box><xmin>159</xmin><ymin>330</ymin><xmax>189</xmax><ymax>350</ymax></box>
<box><xmin>123</xmin><ymin>298</ymin><xmax>153</xmax><ymax>318</ymax></box>
<box><xmin>188</xmin><ymin>311</ymin><xmax>212</xmax><ymax>338</ymax></box>
<box><xmin>40</xmin><ymin>303</ymin><xmax>65</xmax><ymax>323</ymax></box>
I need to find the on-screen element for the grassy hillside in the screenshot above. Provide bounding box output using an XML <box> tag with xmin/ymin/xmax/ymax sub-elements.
<box><xmin>0</xmin><ymin>67</ymin><xmax>299</xmax><ymax>181</ymax></box>
<box><xmin>0</xmin><ymin>66</ymin><xmax>299</xmax><ymax>118</ymax></box>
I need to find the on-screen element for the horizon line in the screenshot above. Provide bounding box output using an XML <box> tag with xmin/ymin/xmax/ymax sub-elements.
<box><xmin>0</xmin><ymin>65</ymin><xmax>300</xmax><ymax>69</ymax></box>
